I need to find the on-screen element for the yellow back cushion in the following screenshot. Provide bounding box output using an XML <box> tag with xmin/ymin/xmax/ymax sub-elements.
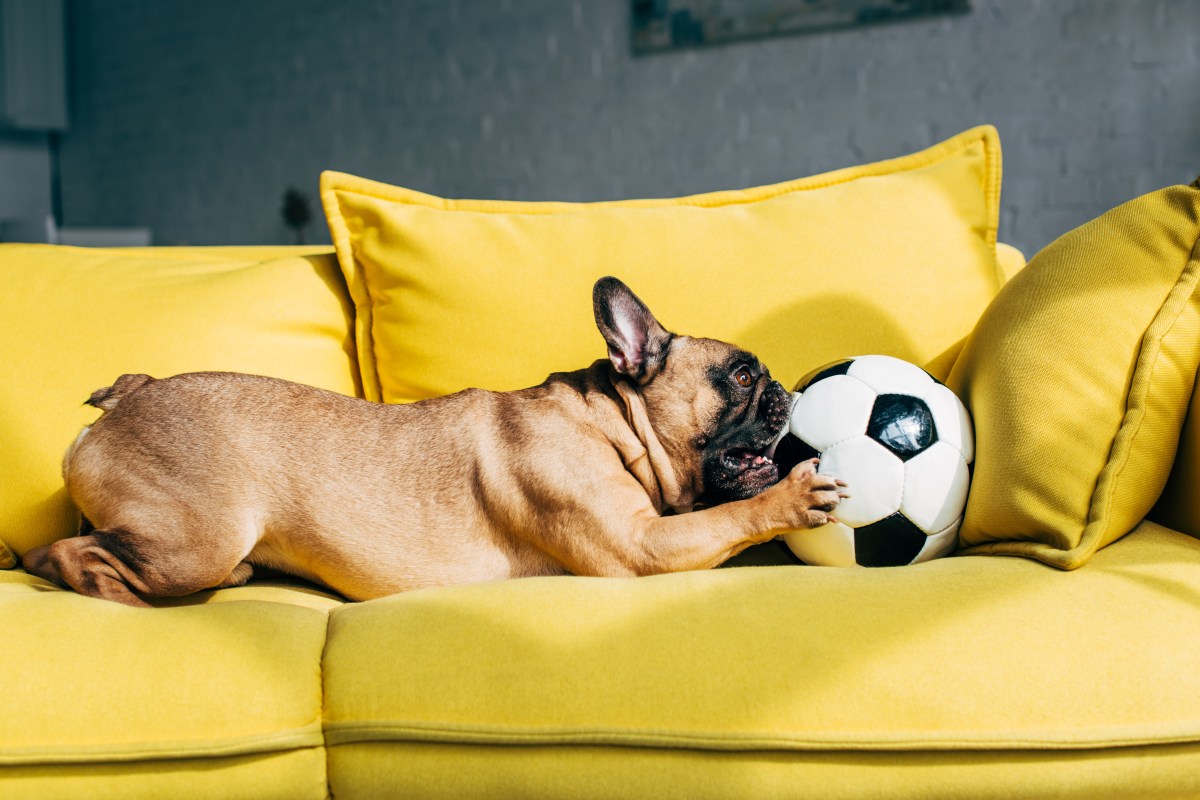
<box><xmin>323</xmin><ymin>126</ymin><xmax>1004</xmax><ymax>404</ymax></box>
<box><xmin>0</xmin><ymin>245</ymin><xmax>359</xmax><ymax>559</ymax></box>
<box><xmin>948</xmin><ymin>179</ymin><xmax>1200</xmax><ymax>568</ymax></box>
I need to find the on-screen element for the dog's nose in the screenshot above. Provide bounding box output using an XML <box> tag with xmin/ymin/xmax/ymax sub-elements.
<box><xmin>764</xmin><ymin>380</ymin><xmax>787</xmax><ymax>406</ymax></box>
<box><xmin>761</xmin><ymin>380</ymin><xmax>790</xmax><ymax>427</ymax></box>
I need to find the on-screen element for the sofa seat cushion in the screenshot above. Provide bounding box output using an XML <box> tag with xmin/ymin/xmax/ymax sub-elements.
<box><xmin>0</xmin><ymin>582</ymin><xmax>331</xmax><ymax>799</ymax></box>
<box><xmin>323</xmin><ymin>522</ymin><xmax>1200</xmax><ymax>799</ymax></box>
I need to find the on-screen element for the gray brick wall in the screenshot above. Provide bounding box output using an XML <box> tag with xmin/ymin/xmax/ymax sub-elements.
<box><xmin>0</xmin><ymin>130</ymin><xmax>51</xmax><ymax>223</ymax></box>
<box><xmin>59</xmin><ymin>0</ymin><xmax>1199</xmax><ymax>256</ymax></box>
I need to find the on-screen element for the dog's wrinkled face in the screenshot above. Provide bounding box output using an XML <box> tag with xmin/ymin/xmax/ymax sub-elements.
<box><xmin>641</xmin><ymin>338</ymin><xmax>792</xmax><ymax>504</ymax></box>
<box><xmin>697</xmin><ymin>346</ymin><xmax>793</xmax><ymax>502</ymax></box>
<box><xmin>593</xmin><ymin>277</ymin><xmax>793</xmax><ymax>506</ymax></box>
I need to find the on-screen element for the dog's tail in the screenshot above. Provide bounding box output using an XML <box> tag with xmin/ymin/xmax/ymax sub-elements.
<box><xmin>85</xmin><ymin>373</ymin><xmax>154</xmax><ymax>412</ymax></box>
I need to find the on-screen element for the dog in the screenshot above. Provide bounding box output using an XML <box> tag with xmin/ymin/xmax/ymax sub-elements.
<box><xmin>23</xmin><ymin>277</ymin><xmax>848</xmax><ymax>606</ymax></box>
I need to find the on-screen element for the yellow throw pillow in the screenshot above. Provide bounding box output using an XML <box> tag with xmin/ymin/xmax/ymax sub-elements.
<box><xmin>322</xmin><ymin>126</ymin><xmax>1004</xmax><ymax>404</ymax></box>
<box><xmin>0</xmin><ymin>245</ymin><xmax>360</xmax><ymax>559</ymax></box>
<box><xmin>948</xmin><ymin>179</ymin><xmax>1200</xmax><ymax>569</ymax></box>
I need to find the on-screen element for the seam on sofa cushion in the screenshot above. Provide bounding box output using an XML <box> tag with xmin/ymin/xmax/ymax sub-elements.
<box><xmin>320</xmin><ymin>600</ymin><xmax>336</xmax><ymax>800</ymax></box>
<box><xmin>321</xmin><ymin>719</ymin><xmax>1200</xmax><ymax>754</ymax></box>
<box><xmin>0</xmin><ymin>722</ymin><xmax>326</xmax><ymax>767</ymax></box>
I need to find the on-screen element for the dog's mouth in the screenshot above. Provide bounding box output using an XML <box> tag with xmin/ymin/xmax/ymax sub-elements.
<box><xmin>721</xmin><ymin>443</ymin><xmax>780</xmax><ymax>478</ymax></box>
<box><xmin>725</xmin><ymin>389</ymin><xmax>795</xmax><ymax>475</ymax></box>
<box><xmin>701</xmin><ymin>382</ymin><xmax>795</xmax><ymax>504</ymax></box>
<box><xmin>711</xmin><ymin>417</ymin><xmax>790</xmax><ymax>497</ymax></box>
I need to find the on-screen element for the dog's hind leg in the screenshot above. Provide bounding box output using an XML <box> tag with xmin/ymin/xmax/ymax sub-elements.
<box><xmin>42</xmin><ymin>531</ymin><xmax>155</xmax><ymax>607</ymax></box>
<box><xmin>22</xmin><ymin>545</ymin><xmax>66</xmax><ymax>588</ymax></box>
<box><xmin>44</xmin><ymin>524</ymin><xmax>253</xmax><ymax>607</ymax></box>
<box><xmin>22</xmin><ymin>515</ymin><xmax>98</xmax><ymax>589</ymax></box>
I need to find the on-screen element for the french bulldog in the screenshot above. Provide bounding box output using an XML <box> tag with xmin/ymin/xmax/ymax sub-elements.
<box><xmin>23</xmin><ymin>277</ymin><xmax>847</xmax><ymax>606</ymax></box>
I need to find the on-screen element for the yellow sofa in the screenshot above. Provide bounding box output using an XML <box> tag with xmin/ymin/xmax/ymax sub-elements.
<box><xmin>3</xmin><ymin>128</ymin><xmax>1200</xmax><ymax>799</ymax></box>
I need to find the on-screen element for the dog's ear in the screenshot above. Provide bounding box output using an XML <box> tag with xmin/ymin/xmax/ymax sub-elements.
<box><xmin>593</xmin><ymin>277</ymin><xmax>673</xmax><ymax>384</ymax></box>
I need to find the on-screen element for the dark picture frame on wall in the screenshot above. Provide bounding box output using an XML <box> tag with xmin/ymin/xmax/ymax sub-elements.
<box><xmin>632</xmin><ymin>0</ymin><xmax>972</xmax><ymax>54</ymax></box>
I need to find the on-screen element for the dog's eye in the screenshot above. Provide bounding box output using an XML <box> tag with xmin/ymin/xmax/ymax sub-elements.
<box><xmin>734</xmin><ymin>367</ymin><xmax>754</xmax><ymax>388</ymax></box>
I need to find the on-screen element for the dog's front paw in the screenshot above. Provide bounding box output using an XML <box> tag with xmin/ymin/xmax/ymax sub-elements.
<box><xmin>781</xmin><ymin>458</ymin><xmax>849</xmax><ymax>528</ymax></box>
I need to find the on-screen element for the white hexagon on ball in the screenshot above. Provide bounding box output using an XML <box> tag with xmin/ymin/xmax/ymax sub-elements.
<box><xmin>789</xmin><ymin>375</ymin><xmax>875</xmax><ymax>451</ymax></box>
<box><xmin>783</xmin><ymin>521</ymin><xmax>858</xmax><ymax>568</ymax></box>
<box><xmin>846</xmin><ymin>354</ymin><xmax>936</xmax><ymax>397</ymax></box>
<box><xmin>818</xmin><ymin>437</ymin><xmax>904</xmax><ymax>528</ymax></box>
<box><xmin>911</xmin><ymin>518</ymin><xmax>961</xmax><ymax>564</ymax></box>
<box><xmin>900</xmin><ymin>441</ymin><xmax>971</xmax><ymax>534</ymax></box>
<box><xmin>924</xmin><ymin>383</ymin><xmax>975</xmax><ymax>464</ymax></box>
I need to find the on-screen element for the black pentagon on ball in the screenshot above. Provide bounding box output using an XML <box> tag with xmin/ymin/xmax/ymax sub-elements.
<box><xmin>794</xmin><ymin>358</ymin><xmax>854</xmax><ymax>392</ymax></box>
<box><xmin>867</xmin><ymin>394</ymin><xmax>937</xmax><ymax>461</ymax></box>
<box><xmin>854</xmin><ymin>513</ymin><xmax>927</xmax><ymax>567</ymax></box>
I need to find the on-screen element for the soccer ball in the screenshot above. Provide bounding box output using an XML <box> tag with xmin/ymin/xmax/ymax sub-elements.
<box><xmin>770</xmin><ymin>355</ymin><xmax>974</xmax><ymax>567</ymax></box>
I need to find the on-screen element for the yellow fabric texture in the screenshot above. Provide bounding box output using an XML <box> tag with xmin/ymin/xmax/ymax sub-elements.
<box><xmin>922</xmin><ymin>242</ymin><xmax>1027</xmax><ymax>382</ymax></box>
<box><xmin>0</xmin><ymin>584</ymin><xmax>329</xmax><ymax>797</ymax></box>
<box><xmin>323</xmin><ymin>522</ymin><xmax>1200</xmax><ymax>799</ymax></box>
<box><xmin>9</xmin><ymin>523</ymin><xmax>1200</xmax><ymax>796</ymax></box>
<box><xmin>0</xmin><ymin>750</ymin><xmax>326</xmax><ymax>800</ymax></box>
<box><xmin>322</xmin><ymin>126</ymin><xmax>1003</xmax><ymax>404</ymax></box>
<box><xmin>328</xmin><ymin>741</ymin><xmax>1200</xmax><ymax>800</ymax></box>
<box><xmin>948</xmin><ymin>182</ymin><xmax>1200</xmax><ymax>569</ymax></box>
<box><xmin>0</xmin><ymin>244</ymin><xmax>359</xmax><ymax>559</ymax></box>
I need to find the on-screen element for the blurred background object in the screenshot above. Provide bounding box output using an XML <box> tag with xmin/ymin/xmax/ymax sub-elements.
<box><xmin>632</xmin><ymin>0</ymin><xmax>972</xmax><ymax>53</ymax></box>
<box><xmin>281</xmin><ymin>187</ymin><xmax>314</xmax><ymax>245</ymax></box>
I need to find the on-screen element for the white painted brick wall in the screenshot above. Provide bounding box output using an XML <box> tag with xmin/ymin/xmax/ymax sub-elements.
<box><xmin>59</xmin><ymin>0</ymin><xmax>1200</xmax><ymax>256</ymax></box>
